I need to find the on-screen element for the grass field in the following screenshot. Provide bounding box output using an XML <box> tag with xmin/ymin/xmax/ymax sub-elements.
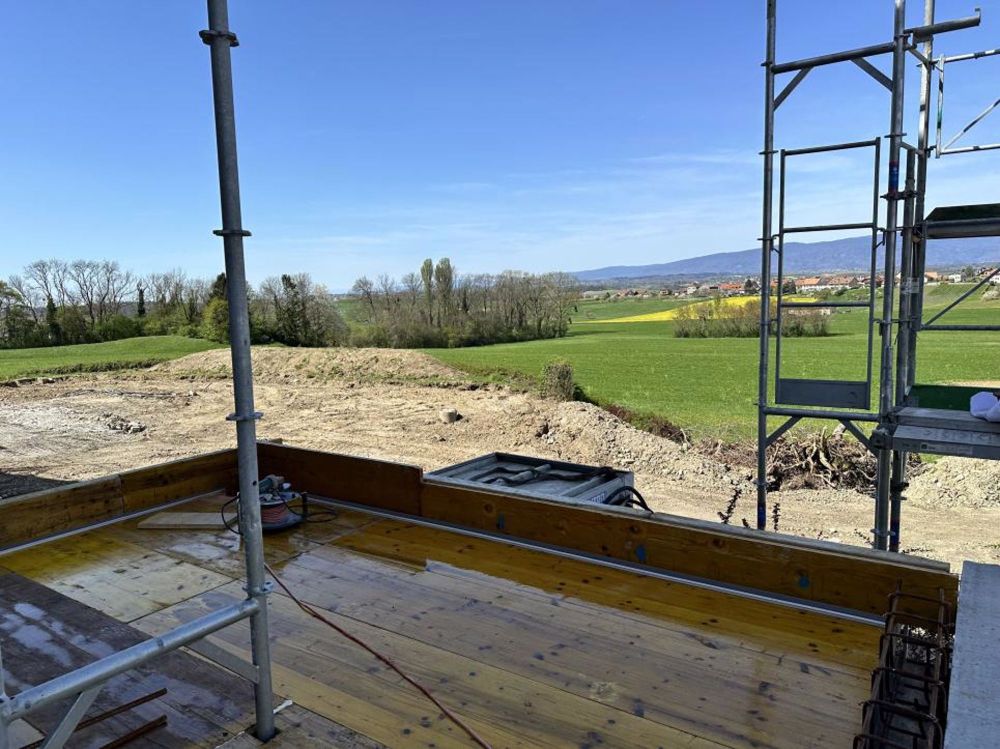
<box><xmin>0</xmin><ymin>336</ymin><xmax>223</xmax><ymax>381</ymax></box>
<box><xmin>428</xmin><ymin>285</ymin><xmax>1000</xmax><ymax>440</ymax></box>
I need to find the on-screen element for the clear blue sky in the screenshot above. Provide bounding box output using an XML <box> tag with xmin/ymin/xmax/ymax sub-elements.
<box><xmin>1</xmin><ymin>2</ymin><xmax>996</xmax><ymax>289</ymax></box>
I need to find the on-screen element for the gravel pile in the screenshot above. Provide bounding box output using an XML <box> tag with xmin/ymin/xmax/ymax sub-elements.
<box><xmin>535</xmin><ymin>401</ymin><xmax>752</xmax><ymax>500</ymax></box>
<box><xmin>908</xmin><ymin>457</ymin><xmax>1000</xmax><ymax>508</ymax></box>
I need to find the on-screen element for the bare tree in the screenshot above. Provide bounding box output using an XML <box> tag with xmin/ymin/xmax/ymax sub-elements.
<box><xmin>7</xmin><ymin>275</ymin><xmax>40</xmax><ymax>323</ymax></box>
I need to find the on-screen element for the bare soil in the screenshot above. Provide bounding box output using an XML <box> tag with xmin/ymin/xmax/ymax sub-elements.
<box><xmin>2</xmin><ymin>346</ymin><xmax>998</xmax><ymax>570</ymax></box>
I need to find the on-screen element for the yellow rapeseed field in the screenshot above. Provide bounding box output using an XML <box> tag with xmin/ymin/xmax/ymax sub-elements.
<box><xmin>595</xmin><ymin>295</ymin><xmax>813</xmax><ymax>323</ymax></box>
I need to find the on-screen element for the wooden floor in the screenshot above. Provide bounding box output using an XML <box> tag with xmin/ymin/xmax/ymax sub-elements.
<box><xmin>0</xmin><ymin>493</ymin><xmax>881</xmax><ymax>748</ymax></box>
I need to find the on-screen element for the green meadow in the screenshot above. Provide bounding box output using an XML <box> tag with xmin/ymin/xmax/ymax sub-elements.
<box><xmin>428</xmin><ymin>284</ymin><xmax>1000</xmax><ymax>440</ymax></box>
<box><xmin>0</xmin><ymin>336</ymin><xmax>223</xmax><ymax>381</ymax></box>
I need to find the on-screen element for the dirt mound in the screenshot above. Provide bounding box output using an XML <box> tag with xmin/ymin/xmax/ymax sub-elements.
<box><xmin>535</xmin><ymin>401</ymin><xmax>752</xmax><ymax>500</ymax></box>
<box><xmin>153</xmin><ymin>347</ymin><xmax>468</xmax><ymax>385</ymax></box>
<box><xmin>908</xmin><ymin>457</ymin><xmax>1000</xmax><ymax>508</ymax></box>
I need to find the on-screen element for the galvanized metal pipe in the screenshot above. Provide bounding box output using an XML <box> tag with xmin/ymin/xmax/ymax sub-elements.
<box><xmin>757</xmin><ymin>0</ymin><xmax>778</xmax><ymax>531</ymax></box>
<box><xmin>906</xmin><ymin>10</ymin><xmax>981</xmax><ymax>41</ymax></box>
<box><xmin>873</xmin><ymin>0</ymin><xmax>909</xmax><ymax>552</ymax></box>
<box><xmin>0</xmin><ymin>600</ymin><xmax>258</xmax><ymax>723</ymax></box>
<box><xmin>911</xmin><ymin>0</ymin><xmax>935</xmax><ymax>391</ymax></box>
<box><xmin>202</xmin><ymin>0</ymin><xmax>276</xmax><ymax>740</ymax></box>
<box><xmin>889</xmin><ymin>150</ymin><xmax>918</xmax><ymax>553</ymax></box>
<box><xmin>772</xmin><ymin>41</ymin><xmax>895</xmax><ymax>74</ymax></box>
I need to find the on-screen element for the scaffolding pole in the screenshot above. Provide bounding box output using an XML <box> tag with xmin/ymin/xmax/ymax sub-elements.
<box><xmin>756</xmin><ymin>0</ymin><xmax>778</xmax><ymax>531</ymax></box>
<box><xmin>202</xmin><ymin>0</ymin><xmax>277</xmax><ymax>739</ymax></box>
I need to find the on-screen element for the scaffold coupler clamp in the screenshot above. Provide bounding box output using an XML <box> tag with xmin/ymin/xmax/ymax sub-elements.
<box><xmin>227</xmin><ymin>411</ymin><xmax>263</xmax><ymax>423</ymax></box>
<box><xmin>245</xmin><ymin>580</ymin><xmax>274</xmax><ymax>598</ymax></box>
<box><xmin>199</xmin><ymin>29</ymin><xmax>240</xmax><ymax>47</ymax></box>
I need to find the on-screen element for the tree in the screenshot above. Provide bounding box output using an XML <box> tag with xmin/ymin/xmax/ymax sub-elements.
<box><xmin>200</xmin><ymin>297</ymin><xmax>229</xmax><ymax>343</ymax></box>
<box><xmin>45</xmin><ymin>296</ymin><xmax>61</xmax><ymax>344</ymax></box>
<box><xmin>209</xmin><ymin>273</ymin><xmax>228</xmax><ymax>301</ymax></box>
<box><xmin>348</xmin><ymin>262</ymin><xmax>579</xmax><ymax>348</ymax></box>
<box><xmin>420</xmin><ymin>258</ymin><xmax>434</xmax><ymax>324</ymax></box>
<box><xmin>136</xmin><ymin>283</ymin><xmax>146</xmax><ymax>318</ymax></box>
<box><xmin>433</xmin><ymin>258</ymin><xmax>455</xmax><ymax>327</ymax></box>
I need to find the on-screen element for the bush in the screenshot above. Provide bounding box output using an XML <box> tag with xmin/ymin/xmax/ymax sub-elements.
<box><xmin>95</xmin><ymin>314</ymin><xmax>142</xmax><ymax>342</ymax></box>
<box><xmin>541</xmin><ymin>359</ymin><xmax>575</xmax><ymax>401</ymax></box>
<box><xmin>200</xmin><ymin>297</ymin><xmax>229</xmax><ymax>343</ymax></box>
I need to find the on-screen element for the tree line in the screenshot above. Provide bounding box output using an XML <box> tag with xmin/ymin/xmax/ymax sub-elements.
<box><xmin>0</xmin><ymin>258</ymin><xmax>347</xmax><ymax>349</ymax></box>
<box><xmin>350</xmin><ymin>258</ymin><xmax>579</xmax><ymax>348</ymax></box>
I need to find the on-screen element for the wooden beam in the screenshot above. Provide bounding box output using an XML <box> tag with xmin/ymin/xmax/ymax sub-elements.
<box><xmin>0</xmin><ymin>476</ymin><xmax>124</xmax><ymax>550</ymax></box>
<box><xmin>419</xmin><ymin>480</ymin><xmax>957</xmax><ymax>619</ymax></box>
<box><xmin>119</xmin><ymin>448</ymin><xmax>238</xmax><ymax>513</ymax></box>
<box><xmin>257</xmin><ymin>442</ymin><xmax>422</xmax><ymax>515</ymax></box>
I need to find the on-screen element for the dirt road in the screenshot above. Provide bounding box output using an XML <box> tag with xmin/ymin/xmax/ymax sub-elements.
<box><xmin>1</xmin><ymin>347</ymin><xmax>997</xmax><ymax>569</ymax></box>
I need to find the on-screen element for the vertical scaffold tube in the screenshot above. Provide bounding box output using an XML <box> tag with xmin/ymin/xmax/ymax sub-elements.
<box><xmin>890</xmin><ymin>149</ymin><xmax>918</xmax><ymax>552</ymax></box>
<box><xmin>757</xmin><ymin>0</ymin><xmax>777</xmax><ymax>532</ymax></box>
<box><xmin>202</xmin><ymin>0</ymin><xmax>276</xmax><ymax>740</ymax></box>
<box><xmin>874</xmin><ymin>0</ymin><xmax>908</xmax><ymax>551</ymax></box>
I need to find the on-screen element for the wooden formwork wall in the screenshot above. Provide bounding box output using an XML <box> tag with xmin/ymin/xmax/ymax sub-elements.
<box><xmin>1</xmin><ymin>442</ymin><xmax>958</xmax><ymax>619</ymax></box>
<box><xmin>0</xmin><ymin>449</ymin><xmax>238</xmax><ymax>550</ymax></box>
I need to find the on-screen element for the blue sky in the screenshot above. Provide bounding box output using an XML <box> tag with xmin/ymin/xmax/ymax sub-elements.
<box><xmin>1</xmin><ymin>1</ymin><xmax>997</xmax><ymax>289</ymax></box>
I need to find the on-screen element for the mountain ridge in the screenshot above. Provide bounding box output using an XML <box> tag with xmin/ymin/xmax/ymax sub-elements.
<box><xmin>575</xmin><ymin>235</ymin><xmax>999</xmax><ymax>282</ymax></box>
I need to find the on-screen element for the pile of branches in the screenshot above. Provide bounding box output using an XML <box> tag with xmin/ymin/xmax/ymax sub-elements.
<box><xmin>764</xmin><ymin>428</ymin><xmax>921</xmax><ymax>493</ymax></box>
<box><xmin>704</xmin><ymin>427</ymin><xmax>921</xmax><ymax>494</ymax></box>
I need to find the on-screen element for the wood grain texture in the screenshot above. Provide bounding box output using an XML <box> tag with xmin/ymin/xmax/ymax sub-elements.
<box><xmin>1</xmin><ymin>532</ymin><xmax>233</xmax><ymax>622</ymax></box>
<box><xmin>136</xmin><ymin>582</ymin><xmax>726</xmax><ymax>749</ymax></box>
<box><xmin>217</xmin><ymin>704</ymin><xmax>387</xmax><ymax>748</ymax></box>
<box><xmin>419</xmin><ymin>480</ymin><xmax>957</xmax><ymax>618</ymax></box>
<box><xmin>137</xmin><ymin>512</ymin><xmax>235</xmax><ymax>530</ymax></box>
<box><xmin>0</xmin><ymin>572</ymin><xmax>255</xmax><ymax>748</ymax></box>
<box><xmin>120</xmin><ymin>448</ymin><xmax>238</xmax><ymax>512</ymax></box>
<box><xmin>0</xmin><ymin>476</ymin><xmax>123</xmax><ymax>550</ymax></box>
<box><xmin>328</xmin><ymin>520</ymin><xmax>880</xmax><ymax>672</ymax></box>
<box><xmin>257</xmin><ymin>442</ymin><xmax>422</xmax><ymax>514</ymax></box>
<box><xmin>109</xmin><ymin>494</ymin><xmax>377</xmax><ymax>580</ymax></box>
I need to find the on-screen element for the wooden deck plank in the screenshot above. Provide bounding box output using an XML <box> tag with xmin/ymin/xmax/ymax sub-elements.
<box><xmin>0</xmin><ymin>572</ymin><xmax>255</xmax><ymax>748</ymax></box>
<box><xmin>1</xmin><ymin>490</ymin><xmax>882</xmax><ymax>749</ymax></box>
<box><xmin>135</xmin><ymin>582</ymin><xmax>728</xmax><ymax>749</ymax></box>
<box><xmin>217</xmin><ymin>704</ymin><xmax>387</xmax><ymax>748</ymax></box>
<box><xmin>290</xmin><ymin>528</ymin><xmax>872</xmax><ymax>748</ymax></box>
<box><xmin>105</xmin><ymin>498</ymin><xmax>379</xmax><ymax>580</ymax></box>
<box><xmin>288</xmin><ymin>538</ymin><xmax>872</xmax><ymax>688</ymax></box>
<box><xmin>330</xmin><ymin>519</ymin><xmax>881</xmax><ymax>671</ymax></box>
<box><xmin>0</xmin><ymin>532</ymin><xmax>232</xmax><ymax>622</ymax></box>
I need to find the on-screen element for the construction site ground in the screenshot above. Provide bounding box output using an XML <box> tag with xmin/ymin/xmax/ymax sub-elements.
<box><xmin>1</xmin><ymin>347</ymin><xmax>997</xmax><ymax>570</ymax></box>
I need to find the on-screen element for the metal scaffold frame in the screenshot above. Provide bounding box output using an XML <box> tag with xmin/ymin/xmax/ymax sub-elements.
<box><xmin>0</xmin><ymin>1</ymin><xmax>277</xmax><ymax>746</ymax></box>
<box><xmin>757</xmin><ymin>0</ymin><xmax>1000</xmax><ymax>552</ymax></box>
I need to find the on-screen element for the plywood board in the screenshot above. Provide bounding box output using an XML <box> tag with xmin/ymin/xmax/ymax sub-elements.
<box><xmin>138</xmin><ymin>511</ymin><xmax>235</xmax><ymax>530</ymax></box>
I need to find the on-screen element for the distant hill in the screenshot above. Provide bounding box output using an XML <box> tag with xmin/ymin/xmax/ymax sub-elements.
<box><xmin>575</xmin><ymin>235</ymin><xmax>1000</xmax><ymax>283</ymax></box>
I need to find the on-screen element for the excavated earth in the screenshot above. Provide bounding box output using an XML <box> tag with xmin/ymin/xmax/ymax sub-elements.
<box><xmin>1</xmin><ymin>347</ymin><xmax>998</xmax><ymax>569</ymax></box>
